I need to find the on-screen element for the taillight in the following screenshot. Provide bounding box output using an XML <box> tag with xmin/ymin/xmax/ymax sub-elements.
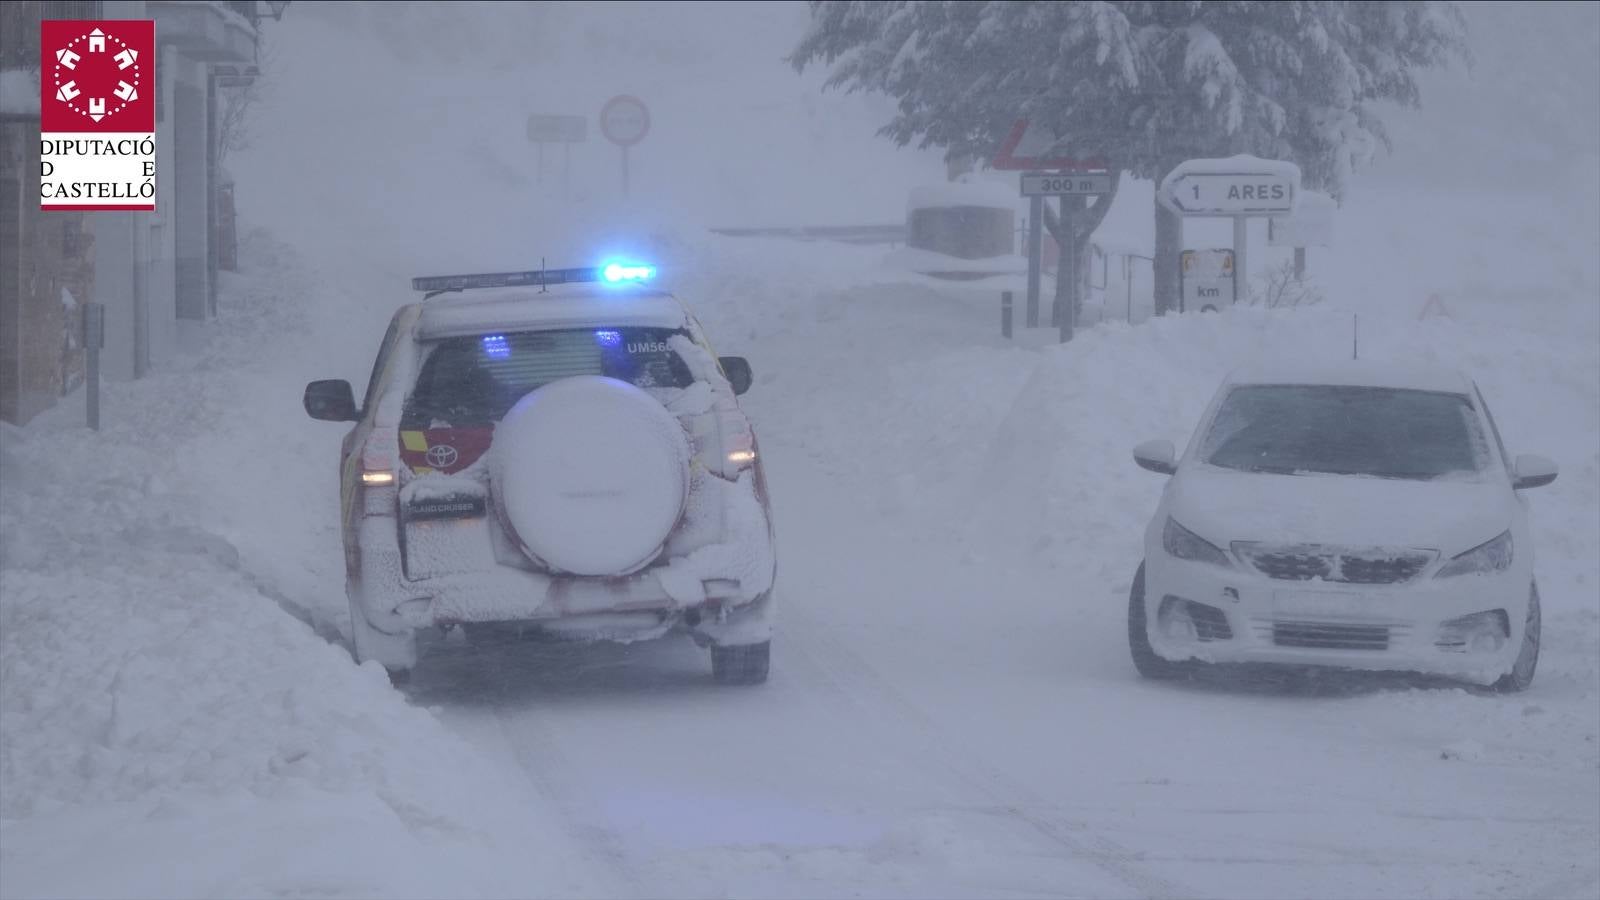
<box><xmin>359</xmin><ymin>435</ymin><xmax>398</xmax><ymax>516</ymax></box>
<box><xmin>715</xmin><ymin>415</ymin><xmax>758</xmax><ymax>479</ymax></box>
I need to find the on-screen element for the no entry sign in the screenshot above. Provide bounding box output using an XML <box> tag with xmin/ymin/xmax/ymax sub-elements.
<box><xmin>600</xmin><ymin>95</ymin><xmax>650</xmax><ymax>147</ymax></box>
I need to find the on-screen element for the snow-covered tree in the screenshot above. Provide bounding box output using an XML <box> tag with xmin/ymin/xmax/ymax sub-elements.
<box><xmin>792</xmin><ymin>1</ymin><xmax>1468</xmax><ymax>318</ymax></box>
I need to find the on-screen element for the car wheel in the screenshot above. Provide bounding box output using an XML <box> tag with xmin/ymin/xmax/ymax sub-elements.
<box><xmin>1492</xmin><ymin>583</ymin><xmax>1541</xmax><ymax>693</ymax></box>
<box><xmin>348</xmin><ymin>583</ymin><xmax>416</xmax><ymax>686</ymax></box>
<box><xmin>712</xmin><ymin>640</ymin><xmax>770</xmax><ymax>685</ymax></box>
<box><xmin>1128</xmin><ymin>563</ymin><xmax>1196</xmax><ymax>680</ymax></box>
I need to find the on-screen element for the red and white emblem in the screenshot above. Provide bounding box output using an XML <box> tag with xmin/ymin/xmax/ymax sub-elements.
<box><xmin>41</xmin><ymin>20</ymin><xmax>154</xmax><ymax>133</ymax></box>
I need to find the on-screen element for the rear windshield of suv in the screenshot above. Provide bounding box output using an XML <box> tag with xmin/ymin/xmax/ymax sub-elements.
<box><xmin>1199</xmin><ymin>384</ymin><xmax>1490</xmax><ymax>480</ymax></box>
<box><xmin>403</xmin><ymin>327</ymin><xmax>694</xmax><ymax>427</ymax></box>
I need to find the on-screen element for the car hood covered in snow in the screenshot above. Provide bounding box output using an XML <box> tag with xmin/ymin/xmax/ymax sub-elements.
<box><xmin>1167</xmin><ymin>465</ymin><xmax>1516</xmax><ymax>554</ymax></box>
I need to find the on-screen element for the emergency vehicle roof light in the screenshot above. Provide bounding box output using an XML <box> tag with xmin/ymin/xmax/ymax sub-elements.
<box><xmin>412</xmin><ymin>262</ymin><xmax>656</xmax><ymax>295</ymax></box>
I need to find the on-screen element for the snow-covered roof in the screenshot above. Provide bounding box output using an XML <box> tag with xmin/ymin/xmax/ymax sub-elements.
<box><xmin>1223</xmin><ymin>360</ymin><xmax>1475</xmax><ymax>395</ymax></box>
<box><xmin>908</xmin><ymin>180</ymin><xmax>1017</xmax><ymax>212</ymax></box>
<box><xmin>415</xmin><ymin>285</ymin><xmax>689</xmax><ymax>340</ymax></box>
<box><xmin>0</xmin><ymin>69</ymin><xmax>39</xmax><ymax>118</ymax></box>
<box><xmin>1165</xmin><ymin>153</ymin><xmax>1303</xmax><ymax>182</ymax></box>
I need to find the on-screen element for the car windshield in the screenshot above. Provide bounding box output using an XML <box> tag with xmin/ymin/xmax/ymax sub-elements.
<box><xmin>403</xmin><ymin>327</ymin><xmax>694</xmax><ymax>427</ymax></box>
<box><xmin>1198</xmin><ymin>384</ymin><xmax>1490</xmax><ymax>480</ymax></box>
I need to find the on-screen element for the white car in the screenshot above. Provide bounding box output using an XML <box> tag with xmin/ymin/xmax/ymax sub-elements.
<box><xmin>1129</xmin><ymin>362</ymin><xmax>1557</xmax><ymax>691</ymax></box>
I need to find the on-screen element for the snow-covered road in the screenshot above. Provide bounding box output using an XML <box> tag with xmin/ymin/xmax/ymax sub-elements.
<box><xmin>3</xmin><ymin>4</ymin><xmax>1597</xmax><ymax>894</ymax></box>
<box><xmin>6</xmin><ymin>221</ymin><xmax>1594</xmax><ymax>898</ymax></box>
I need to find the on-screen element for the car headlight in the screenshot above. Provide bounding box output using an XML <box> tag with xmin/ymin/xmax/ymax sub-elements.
<box><xmin>1435</xmin><ymin>530</ymin><xmax>1513</xmax><ymax>578</ymax></box>
<box><xmin>1163</xmin><ymin>517</ymin><xmax>1232</xmax><ymax>568</ymax></box>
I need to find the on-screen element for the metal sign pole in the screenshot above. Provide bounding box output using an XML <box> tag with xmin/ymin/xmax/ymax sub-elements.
<box><xmin>1233</xmin><ymin>215</ymin><xmax>1247</xmax><ymax>304</ymax></box>
<box><xmin>1025</xmin><ymin>196</ymin><xmax>1042</xmax><ymax>327</ymax></box>
<box><xmin>622</xmin><ymin>145</ymin><xmax>630</xmax><ymax>198</ymax></box>
<box><xmin>1058</xmin><ymin>199</ymin><xmax>1076</xmax><ymax>343</ymax></box>
<box><xmin>83</xmin><ymin>302</ymin><xmax>104</xmax><ymax>430</ymax></box>
<box><xmin>537</xmin><ymin>141</ymin><xmax>545</xmax><ymax>185</ymax></box>
<box><xmin>563</xmin><ymin>141</ymin><xmax>571</xmax><ymax>200</ymax></box>
<box><xmin>1001</xmin><ymin>290</ymin><xmax>1013</xmax><ymax>339</ymax></box>
<box><xmin>1026</xmin><ymin>196</ymin><xmax>1042</xmax><ymax>326</ymax></box>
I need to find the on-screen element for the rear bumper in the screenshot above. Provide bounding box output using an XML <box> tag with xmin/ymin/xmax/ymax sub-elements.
<box><xmin>1143</xmin><ymin>551</ymin><xmax>1530</xmax><ymax>684</ymax></box>
<box><xmin>353</xmin><ymin>512</ymin><xmax>774</xmax><ymax>639</ymax></box>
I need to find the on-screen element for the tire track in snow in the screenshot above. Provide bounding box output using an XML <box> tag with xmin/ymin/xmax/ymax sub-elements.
<box><xmin>488</xmin><ymin>701</ymin><xmax>648</xmax><ymax>899</ymax></box>
<box><xmin>781</xmin><ymin>610</ymin><xmax>1192</xmax><ymax>900</ymax></box>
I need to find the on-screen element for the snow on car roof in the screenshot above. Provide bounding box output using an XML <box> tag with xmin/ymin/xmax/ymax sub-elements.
<box><xmin>1223</xmin><ymin>360</ymin><xmax>1475</xmax><ymax>395</ymax></box>
<box><xmin>414</xmin><ymin>284</ymin><xmax>690</xmax><ymax>340</ymax></box>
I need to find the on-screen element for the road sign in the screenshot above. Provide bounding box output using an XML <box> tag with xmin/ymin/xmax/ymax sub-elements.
<box><xmin>1020</xmin><ymin>172</ymin><xmax>1112</xmax><ymax>197</ymax></box>
<box><xmin>1269</xmin><ymin>189</ymin><xmax>1335</xmax><ymax>247</ymax></box>
<box><xmin>1180</xmin><ymin>249</ymin><xmax>1236</xmax><ymax>312</ymax></box>
<box><xmin>1158</xmin><ymin>155</ymin><xmax>1300</xmax><ymax>217</ymax></box>
<box><xmin>1165</xmin><ymin>172</ymin><xmax>1295</xmax><ymax>215</ymax></box>
<box><xmin>599</xmin><ymin>95</ymin><xmax>650</xmax><ymax>147</ymax></box>
<box><xmin>526</xmin><ymin>114</ymin><xmax>587</xmax><ymax>144</ymax></box>
<box><xmin>990</xmin><ymin>120</ymin><xmax>1108</xmax><ymax>171</ymax></box>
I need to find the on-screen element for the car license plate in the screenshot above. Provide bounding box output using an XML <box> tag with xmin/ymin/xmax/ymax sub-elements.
<box><xmin>1273</xmin><ymin>590</ymin><xmax>1379</xmax><ymax>619</ymax></box>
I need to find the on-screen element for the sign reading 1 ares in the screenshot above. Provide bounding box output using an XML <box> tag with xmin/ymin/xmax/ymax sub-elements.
<box><xmin>1159</xmin><ymin>155</ymin><xmax>1300</xmax><ymax>217</ymax></box>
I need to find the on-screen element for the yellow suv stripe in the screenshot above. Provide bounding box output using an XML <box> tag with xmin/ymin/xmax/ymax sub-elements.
<box><xmin>401</xmin><ymin>430</ymin><xmax>428</xmax><ymax>452</ymax></box>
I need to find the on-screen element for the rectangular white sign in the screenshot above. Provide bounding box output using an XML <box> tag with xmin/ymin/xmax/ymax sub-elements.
<box><xmin>40</xmin><ymin>133</ymin><xmax>156</xmax><ymax>210</ymax></box>
<box><xmin>1181</xmin><ymin>249</ymin><xmax>1235</xmax><ymax>310</ymax></box>
<box><xmin>526</xmin><ymin>114</ymin><xmax>587</xmax><ymax>143</ymax></box>
<box><xmin>1168</xmin><ymin>173</ymin><xmax>1295</xmax><ymax>216</ymax></box>
<box><xmin>1020</xmin><ymin>172</ymin><xmax>1112</xmax><ymax>196</ymax></box>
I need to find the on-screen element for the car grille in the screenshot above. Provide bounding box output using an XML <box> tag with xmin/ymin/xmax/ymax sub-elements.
<box><xmin>1267</xmin><ymin>620</ymin><xmax>1391</xmax><ymax>651</ymax></box>
<box><xmin>1234</xmin><ymin>544</ymin><xmax>1436</xmax><ymax>585</ymax></box>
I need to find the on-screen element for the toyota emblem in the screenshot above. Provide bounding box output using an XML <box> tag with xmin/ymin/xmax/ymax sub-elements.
<box><xmin>425</xmin><ymin>444</ymin><xmax>459</xmax><ymax>469</ymax></box>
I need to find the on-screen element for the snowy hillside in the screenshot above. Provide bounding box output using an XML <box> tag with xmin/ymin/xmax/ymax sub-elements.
<box><xmin>2</xmin><ymin>2</ymin><xmax>1597</xmax><ymax>898</ymax></box>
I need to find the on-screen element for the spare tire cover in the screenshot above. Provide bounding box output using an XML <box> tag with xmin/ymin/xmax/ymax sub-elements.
<box><xmin>492</xmin><ymin>375</ymin><xmax>691</xmax><ymax>576</ymax></box>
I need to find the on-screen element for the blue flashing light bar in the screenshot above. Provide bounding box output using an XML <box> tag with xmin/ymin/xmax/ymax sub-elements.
<box><xmin>412</xmin><ymin>263</ymin><xmax>656</xmax><ymax>293</ymax></box>
<box><xmin>602</xmin><ymin>263</ymin><xmax>656</xmax><ymax>283</ymax></box>
<box><xmin>594</xmin><ymin>329</ymin><xmax>623</xmax><ymax>347</ymax></box>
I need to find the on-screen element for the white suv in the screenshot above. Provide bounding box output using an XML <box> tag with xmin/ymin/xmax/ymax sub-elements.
<box><xmin>1129</xmin><ymin>362</ymin><xmax>1557</xmax><ymax>691</ymax></box>
<box><xmin>304</xmin><ymin>265</ymin><xmax>777</xmax><ymax>685</ymax></box>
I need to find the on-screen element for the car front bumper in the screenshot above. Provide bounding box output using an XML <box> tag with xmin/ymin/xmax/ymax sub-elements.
<box><xmin>1142</xmin><ymin>552</ymin><xmax>1529</xmax><ymax>684</ymax></box>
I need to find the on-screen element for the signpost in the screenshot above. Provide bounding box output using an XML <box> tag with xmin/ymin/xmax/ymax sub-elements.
<box><xmin>526</xmin><ymin>114</ymin><xmax>587</xmax><ymax>196</ymax></box>
<box><xmin>1159</xmin><ymin>156</ymin><xmax>1302</xmax><ymax>307</ymax></box>
<box><xmin>599</xmin><ymin>95</ymin><xmax>650</xmax><ymax>198</ymax></box>
<box><xmin>1268</xmin><ymin>189</ymin><xmax>1335</xmax><ymax>280</ymax></box>
<box><xmin>82</xmin><ymin>302</ymin><xmax>104</xmax><ymax>430</ymax></box>
<box><xmin>990</xmin><ymin>119</ymin><xmax>1111</xmax><ymax>340</ymax></box>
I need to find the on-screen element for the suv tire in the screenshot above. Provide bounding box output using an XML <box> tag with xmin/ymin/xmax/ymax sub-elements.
<box><xmin>348</xmin><ymin>582</ymin><xmax>416</xmax><ymax>686</ymax></box>
<box><xmin>712</xmin><ymin>640</ymin><xmax>770</xmax><ymax>685</ymax></box>
<box><xmin>1128</xmin><ymin>563</ymin><xmax>1196</xmax><ymax>680</ymax></box>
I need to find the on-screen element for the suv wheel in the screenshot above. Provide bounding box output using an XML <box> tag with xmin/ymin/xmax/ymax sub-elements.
<box><xmin>1491</xmin><ymin>583</ymin><xmax>1541</xmax><ymax>693</ymax></box>
<box><xmin>348</xmin><ymin>582</ymin><xmax>416</xmax><ymax>686</ymax></box>
<box><xmin>712</xmin><ymin>641</ymin><xmax>770</xmax><ymax>685</ymax></box>
<box><xmin>1128</xmin><ymin>563</ymin><xmax>1196</xmax><ymax>680</ymax></box>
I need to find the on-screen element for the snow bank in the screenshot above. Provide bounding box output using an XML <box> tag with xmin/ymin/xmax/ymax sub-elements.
<box><xmin>0</xmin><ymin>233</ymin><xmax>595</xmax><ymax>899</ymax></box>
<box><xmin>881</xmin><ymin>245</ymin><xmax>1030</xmax><ymax>276</ymax></box>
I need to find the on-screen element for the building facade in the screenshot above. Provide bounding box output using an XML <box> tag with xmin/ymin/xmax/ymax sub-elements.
<box><xmin>0</xmin><ymin>0</ymin><xmax>263</xmax><ymax>424</ymax></box>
